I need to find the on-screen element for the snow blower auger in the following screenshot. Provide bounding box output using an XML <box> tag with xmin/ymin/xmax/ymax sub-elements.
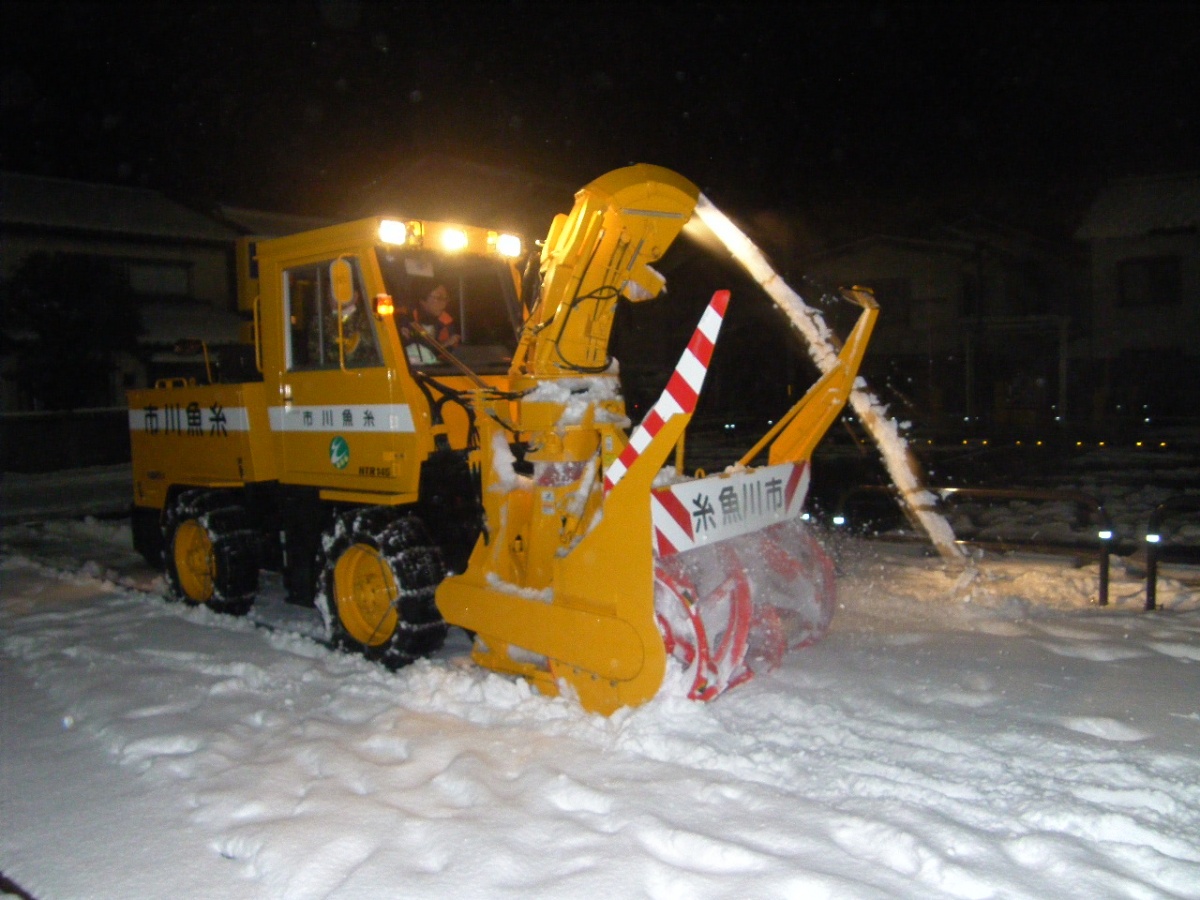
<box><xmin>435</xmin><ymin>164</ymin><xmax>879</xmax><ymax>714</ymax></box>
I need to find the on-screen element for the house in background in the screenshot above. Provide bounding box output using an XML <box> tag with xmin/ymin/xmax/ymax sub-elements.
<box><xmin>0</xmin><ymin>174</ymin><xmax>343</xmax><ymax>413</ymax></box>
<box><xmin>0</xmin><ymin>171</ymin><xmax>245</xmax><ymax>411</ymax></box>
<box><xmin>1</xmin><ymin>171</ymin><xmax>239</xmax><ymax>306</ymax></box>
<box><xmin>801</xmin><ymin>218</ymin><xmax>1086</xmax><ymax>429</ymax></box>
<box><xmin>1073</xmin><ymin>173</ymin><xmax>1200</xmax><ymax>423</ymax></box>
<box><xmin>4</xmin><ymin>165</ymin><xmax>1194</xmax><ymax>432</ymax></box>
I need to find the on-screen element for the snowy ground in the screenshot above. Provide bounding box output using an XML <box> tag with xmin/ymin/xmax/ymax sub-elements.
<box><xmin>3</xmin><ymin>468</ymin><xmax>1200</xmax><ymax>898</ymax></box>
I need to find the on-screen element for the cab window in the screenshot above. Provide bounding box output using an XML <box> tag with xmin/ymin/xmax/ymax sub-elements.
<box><xmin>283</xmin><ymin>257</ymin><xmax>382</xmax><ymax>370</ymax></box>
<box><xmin>377</xmin><ymin>248</ymin><xmax>519</xmax><ymax>373</ymax></box>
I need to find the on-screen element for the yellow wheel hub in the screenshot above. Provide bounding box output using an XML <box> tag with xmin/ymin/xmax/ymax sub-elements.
<box><xmin>333</xmin><ymin>543</ymin><xmax>399</xmax><ymax>647</ymax></box>
<box><xmin>174</xmin><ymin>519</ymin><xmax>215</xmax><ymax>602</ymax></box>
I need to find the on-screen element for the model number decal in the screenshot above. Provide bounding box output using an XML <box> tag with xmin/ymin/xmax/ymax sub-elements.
<box><xmin>357</xmin><ymin>466</ymin><xmax>393</xmax><ymax>478</ymax></box>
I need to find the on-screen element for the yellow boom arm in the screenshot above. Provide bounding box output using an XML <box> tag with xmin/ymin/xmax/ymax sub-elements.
<box><xmin>738</xmin><ymin>286</ymin><xmax>879</xmax><ymax>467</ymax></box>
<box><xmin>510</xmin><ymin>164</ymin><xmax>699</xmax><ymax>380</ymax></box>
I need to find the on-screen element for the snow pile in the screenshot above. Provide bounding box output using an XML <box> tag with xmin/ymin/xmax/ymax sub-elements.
<box><xmin>521</xmin><ymin>375</ymin><xmax>630</xmax><ymax>428</ymax></box>
<box><xmin>4</xmin><ymin>511</ymin><xmax>1200</xmax><ymax>899</ymax></box>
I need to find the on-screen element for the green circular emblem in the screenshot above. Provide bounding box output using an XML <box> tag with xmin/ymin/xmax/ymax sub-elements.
<box><xmin>329</xmin><ymin>435</ymin><xmax>350</xmax><ymax>470</ymax></box>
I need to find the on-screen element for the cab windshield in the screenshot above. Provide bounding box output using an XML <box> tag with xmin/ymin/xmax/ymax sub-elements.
<box><xmin>375</xmin><ymin>247</ymin><xmax>521</xmax><ymax>373</ymax></box>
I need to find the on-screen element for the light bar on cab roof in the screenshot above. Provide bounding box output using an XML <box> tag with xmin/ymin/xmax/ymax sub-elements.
<box><xmin>378</xmin><ymin>219</ymin><xmax>408</xmax><ymax>245</ymax></box>
<box><xmin>378</xmin><ymin>218</ymin><xmax>523</xmax><ymax>258</ymax></box>
<box><xmin>494</xmin><ymin>232</ymin><xmax>522</xmax><ymax>258</ymax></box>
<box><xmin>440</xmin><ymin>227</ymin><xmax>469</xmax><ymax>252</ymax></box>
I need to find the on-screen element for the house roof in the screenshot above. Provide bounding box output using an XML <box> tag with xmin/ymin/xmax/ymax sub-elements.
<box><xmin>1</xmin><ymin>171</ymin><xmax>237</xmax><ymax>242</ymax></box>
<box><xmin>806</xmin><ymin>216</ymin><xmax>1072</xmax><ymax>267</ymax></box>
<box><xmin>212</xmin><ymin>205</ymin><xmax>335</xmax><ymax>238</ymax></box>
<box><xmin>1075</xmin><ymin>172</ymin><xmax>1200</xmax><ymax>240</ymax></box>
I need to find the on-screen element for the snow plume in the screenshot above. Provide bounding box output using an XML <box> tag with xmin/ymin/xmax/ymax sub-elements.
<box><xmin>844</xmin><ymin>384</ymin><xmax>962</xmax><ymax>556</ymax></box>
<box><xmin>693</xmin><ymin>195</ymin><xmax>839</xmax><ymax>373</ymax></box>
<box><xmin>693</xmin><ymin>194</ymin><xmax>964</xmax><ymax>561</ymax></box>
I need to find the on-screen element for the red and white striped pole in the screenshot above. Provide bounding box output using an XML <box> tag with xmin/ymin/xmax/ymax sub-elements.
<box><xmin>603</xmin><ymin>290</ymin><xmax>729</xmax><ymax>494</ymax></box>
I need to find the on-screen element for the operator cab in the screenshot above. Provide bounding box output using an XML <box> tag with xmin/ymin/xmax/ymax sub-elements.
<box><xmin>376</xmin><ymin>246</ymin><xmax>522</xmax><ymax>375</ymax></box>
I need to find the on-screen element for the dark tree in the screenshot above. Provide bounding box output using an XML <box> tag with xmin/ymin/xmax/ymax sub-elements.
<box><xmin>5</xmin><ymin>252</ymin><xmax>142</xmax><ymax>410</ymax></box>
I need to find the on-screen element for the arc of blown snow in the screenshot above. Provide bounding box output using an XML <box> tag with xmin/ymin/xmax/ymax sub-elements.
<box><xmin>692</xmin><ymin>194</ymin><xmax>964</xmax><ymax>562</ymax></box>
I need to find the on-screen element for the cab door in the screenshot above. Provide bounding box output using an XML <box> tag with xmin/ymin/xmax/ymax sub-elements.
<box><xmin>273</xmin><ymin>255</ymin><xmax>416</xmax><ymax>496</ymax></box>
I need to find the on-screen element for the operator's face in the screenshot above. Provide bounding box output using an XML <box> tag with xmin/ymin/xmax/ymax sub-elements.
<box><xmin>422</xmin><ymin>285</ymin><xmax>449</xmax><ymax>315</ymax></box>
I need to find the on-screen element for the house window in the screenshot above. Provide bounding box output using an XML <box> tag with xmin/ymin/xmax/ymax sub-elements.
<box><xmin>1117</xmin><ymin>256</ymin><xmax>1181</xmax><ymax>307</ymax></box>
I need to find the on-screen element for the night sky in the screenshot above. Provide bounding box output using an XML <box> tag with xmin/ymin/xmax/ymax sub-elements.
<box><xmin>2</xmin><ymin>1</ymin><xmax>1198</xmax><ymax>231</ymax></box>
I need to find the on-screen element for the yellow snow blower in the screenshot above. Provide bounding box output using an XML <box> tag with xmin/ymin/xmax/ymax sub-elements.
<box><xmin>128</xmin><ymin>164</ymin><xmax>877</xmax><ymax>715</ymax></box>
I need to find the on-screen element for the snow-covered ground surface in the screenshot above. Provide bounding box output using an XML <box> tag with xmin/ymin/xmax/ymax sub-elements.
<box><xmin>3</xmin><ymin>466</ymin><xmax>1200</xmax><ymax>898</ymax></box>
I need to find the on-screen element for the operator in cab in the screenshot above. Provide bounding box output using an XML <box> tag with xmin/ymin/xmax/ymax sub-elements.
<box><xmin>310</xmin><ymin>285</ymin><xmax>380</xmax><ymax>368</ymax></box>
<box><xmin>398</xmin><ymin>280</ymin><xmax>461</xmax><ymax>365</ymax></box>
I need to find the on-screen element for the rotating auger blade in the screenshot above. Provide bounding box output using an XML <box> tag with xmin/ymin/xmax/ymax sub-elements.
<box><xmin>652</xmin><ymin>469</ymin><xmax>835</xmax><ymax>701</ymax></box>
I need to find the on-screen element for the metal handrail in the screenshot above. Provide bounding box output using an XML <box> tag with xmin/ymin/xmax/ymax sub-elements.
<box><xmin>1144</xmin><ymin>496</ymin><xmax>1200</xmax><ymax>611</ymax></box>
